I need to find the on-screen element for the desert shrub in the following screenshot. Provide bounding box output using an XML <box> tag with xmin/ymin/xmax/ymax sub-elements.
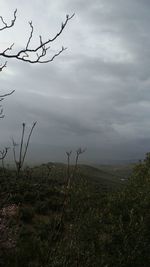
<box><xmin>23</xmin><ymin>191</ymin><xmax>37</xmax><ymax>204</ymax></box>
<box><xmin>98</xmin><ymin>154</ymin><xmax>150</xmax><ymax>267</ymax></box>
<box><xmin>10</xmin><ymin>193</ymin><xmax>24</xmax><ymax>204</ymax></box>
<box><xmin>35</xmin><ymin>200</ymin><xmax>50</xmax><ymax>215</ymax></box>
<box><xmin>1</xmin><ymin>155</ymin><xmax>150</xmax><ymax>267</ymax></box>
<box><xmin>16</xmin><ymin>228</ymin><xmax>44</xmax><ymax>267</ymax></box>
<box><xmin>19</xmin><ymin>206</ymin><xmax>34</xmax><ymax>223</ymax></box>
<box><xmin>33</xmin><ymin>219</ymin><xmax>52</xmax><ymax>241</ymax></box>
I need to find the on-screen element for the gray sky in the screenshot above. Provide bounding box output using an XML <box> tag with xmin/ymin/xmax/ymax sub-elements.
<box><xmin>0</xmin><ymin>0</ymin><xmax>150</xmax><ymax>164</ymax></box>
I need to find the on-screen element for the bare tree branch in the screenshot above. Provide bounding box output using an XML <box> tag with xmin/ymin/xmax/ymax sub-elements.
<box><xmin>26</xmin><ymin>21</ymin><xmax>34</xmax><ymax>50</ymax></box>
<box><xmin>12</xmin><ymin>138</ymin><xmax>18</xmax><ymax>164</ymax></box>
<box><xmin>72</xmin><ymin>148</ymin><xmax>86</xmax><ymax>179</ymax></box>
<box><xmin>0</xmin><ymin>61</ymin><xmax>7</xmax><ymax>71</ymax></box>
<box><xmin>66</xmin><ymin>150</ymin><xmax>72</xmax><ymax>187</ymax></box>
<box><xmin>0</xmin><ymin>106</ymin><xmax>4</xmax><ymax>118</ymax></box>
<box><xmin>0</xmin><ymin>147</ymin><xmax>9</xmax><ymax>172</ymax></box>
<box><xmin>0</xmin><ymin>10</ymin><xmax>74</xmax><ymax>118</ymax></box>
<box><xmin>0</xmin><ymin>90</ymin><xmax>15</xmax><ymax>118</ymax></box>
<box><xmin>0</xmin><ymin>147</ymin><xmax>9</xmax><ymax>160</ymax></box>
<box><xmin>0</xmin><ymin>9</ymin><xmax>17</xmax><ymax>31</ymax></box>
<box><xmin>0</xmin><ymin>90</ymin><xmax>15</xmax><ymax>98</ymax></box>
<box><xmin>12</xmin><ymin>122</ymin><xmax>37</xmax><ymax>177</ymax></box>
<box><xmin>0</xmin><ymin>12</ymin><xmax>75</xmax><ymax>64</ymax></box>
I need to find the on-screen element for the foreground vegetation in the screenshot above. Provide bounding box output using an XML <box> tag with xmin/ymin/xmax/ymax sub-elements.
<box><xmin>0</xmin><ymin>155</ymin><xmax>150</xmax><ymax>267</ymax></box>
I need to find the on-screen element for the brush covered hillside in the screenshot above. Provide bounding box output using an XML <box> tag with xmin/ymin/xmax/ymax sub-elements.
<box><xmin>0</xmin><ymin>156</ymin><xmax>150</xmax><ymax>267</ymax></box>
<box><xmin>34</xmin><ymin>162</ymin><xmax>127</xmax><ymax>187</ymax></box>
<box><xmin>96</xmin><ymin>163</ymin><xmax>134</xmax><ymax>179</ymax></box>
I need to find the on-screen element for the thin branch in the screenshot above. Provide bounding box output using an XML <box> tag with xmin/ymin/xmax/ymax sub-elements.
<box><xmin>2</xmin><ymin>43</ymin><xmax>14</xmax><ymax>54</ymax></box>
<box><xmin>22</xmin><ymin>121</ymin><xmax>37</xmax><ymax>166</ymax></box>
<box><xmin>0</xmin><ymin>90</ymin><xmax>15</xmax><ymax>118</ymax></box>
<box><xmin>12</xmin><ymin>122</ymin><xmax>37</xmax><ymax>177</ymax></box>
<box><xmin>0</xmin><ymin>107</ymin><xmax>4</xmax><ymax>118</ymax></box>
<box><xmin>0</xmin><ymin>61</ymin><xmax>7</xmax><ymax>72</ymax></box>
<box><xmin>0</xmin><ymin>9</ymin><xmax>17</xmax><ymax>31</ymax></box>
<box><xmin>26</xmin><ymin>21</ymin><xmax>34</xmax><ymax>49</ymax></box>
<box><xmin>19</xmin><ymin>123</ymin><xmax>25</xmax><ymax>168</ymax></box>
<box><xmin>12</xmin><ymin>138</ymin><xmax>18</xmax><ymax>165</ymax></box>
<box><xmin>0</xmin><ymin>90</ymin><xmax>15</xmax><ymax>98</ymax></box>
<box><xmin>72</xmin><ymin>148</ymin><xmax>86</xmax><ymax>179</ymax></box>
<box><xmin>0</xmin><ymin>13</ymin><xmax>75</xmax><ymax>63</ymax></box>
<box><xmin>66</xmin><ymin>150</ymin><xmax>72</xmax><ymax>187</ymax></box>
<box><xmin>0</xmin><ymin>147</ymin><xmax>9</xmax><ymax>160</ymax></box>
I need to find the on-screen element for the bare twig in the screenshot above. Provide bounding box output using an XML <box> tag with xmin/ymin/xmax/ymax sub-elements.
<box><xmin>0</xmin><ymin>147</ymin><xmax>9</xmax><ymax>172</ymax></box>
<box><xmin>26</xmin><ymin>21</ymin><xmax>34</xmax><ymax>50</ymax></box>
<box><xmin>12</xmin><ymin>138</ymin><xmax>18</xmax><ymax>165</ymax></box>
<box><xmin>0</xmin><ymin>147</ymin><xmax>9</xmax><ymax>160</ymax></box>
<box><xmin>0</xmin><ymin>90</ymin><xmax>15</xmax><ymax>98</ymax></box>
<box><xmin>0</xmin><ymin>90</ymin><xmax>15</xmax><ymax>118</ymax></box>
<box><xmin>0</xmin><ymin>106</ymin><xmax>4</xmax><ymax>119</ymax></box>
<box><xmin>66</xmin><ymin>151</ymin><xmax>72</xmax><ymax>188</ymax></box>
<box><xmin>0</xmin><ymin>12</ymin><xmax>75</xmax><ymax>64</ymax></box>
<box><xmin>0</xmin><ymin>61</ymin><xmax>7</xmax><ymax>72</ymax></box>
<box><xmin>12</xmin><ymin>122</ymin><xmax>37</xmax><ymax>177</ymax></box>
<box><xmin>72</xmin><ymin>148</ymin><xmax>86</xmax><ymax>179</ymax></box>
<box><xmin>0</xmin><ymin>10</ymin><xmax>74</xmax><ymax>118</ymax></box>
<box><xmin>19</xmin><ymin>123</ymin><xmax>25</xmax><ymax>170</ymax></box>
<box><xmin>0</xmin><ymin>9</ymin><xmax>17</xmax><ymax>31</ymax></box>
<box><xmin>22</xmin><ymin>121</ymin><xmax>37</xmax><ymax>166</ymax></box>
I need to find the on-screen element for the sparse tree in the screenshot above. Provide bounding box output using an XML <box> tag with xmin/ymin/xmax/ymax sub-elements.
<box><xmin>0</xmin><ymin>9</ymin><xmax>74</xmax><ymax>64</ymax></box>
<box><xmin>0</xmin><ymin>8</ymin><xmax>74</xmax><ymax>160</ymax></box>
<box><xmin>12</xmin><ymin>122</ymin><xmax>37</xmax><ymax>177</ymax></box>
<box><xmin>0</xmin><ymin>9</ymin><xmax>74</xmax><ymax>116</ymax></box>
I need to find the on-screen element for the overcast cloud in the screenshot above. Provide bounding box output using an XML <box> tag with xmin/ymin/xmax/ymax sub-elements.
<box><xmin>0</xmin><ymin>0</ymin><xmax>150</xmax><ymax>164</ymax></box>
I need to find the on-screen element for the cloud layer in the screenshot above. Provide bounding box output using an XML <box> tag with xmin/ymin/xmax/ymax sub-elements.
<box><xmin>0</xmin><ymin>0</ymin><xmax>150</xmax><ymax>163</ymax></box>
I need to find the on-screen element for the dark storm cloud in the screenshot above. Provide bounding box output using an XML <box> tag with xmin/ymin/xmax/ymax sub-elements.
<box><xmin>1</xmin><ymin>0</ymin><xmax>150</xmax><ymax>163</ymax></box>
